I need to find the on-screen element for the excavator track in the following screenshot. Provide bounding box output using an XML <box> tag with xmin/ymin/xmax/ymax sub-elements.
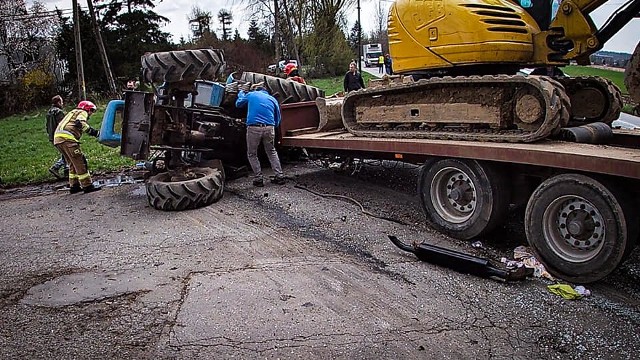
<box><xmin>556</xmin><ymin>76</ymin><xmax>622</xmax><ymax>126</ymax></box>
<box><xmin>342</xmin><ymin>75</ymin><xmax>569</xmax><ymax>143</ymax></box>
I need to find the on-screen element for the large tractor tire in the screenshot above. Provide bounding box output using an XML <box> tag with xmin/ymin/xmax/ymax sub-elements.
<box><xmin>625</xmin><ymin>41</ymin><xmax>640</xmax><ymax>106</ymax></box>
<box><xmin>239</xmin><ymin>71</ymin><xmax>325</xmax><ymax>104</ymax></box>
<box><xmin>146</xmin><ymin>167</ymin><xmax>224</xmax><ymax>211</ymax></box>
<box><xmin>141</xmin><ymin>49</ymin><xmax>225</xmax><ymax>84</ymax></box>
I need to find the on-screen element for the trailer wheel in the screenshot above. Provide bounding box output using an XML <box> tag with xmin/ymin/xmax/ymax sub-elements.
<box><xmin>146</xmin><ymin>167</ymin><xmax>224</xmax><ymax>211</ymax></box>
<box><xmin>524</xmin><ymin>174</ymin><xmax>638</xmax><ymax>283</ymax></box>
<box><xmin>418</xmin><ymin>159</ymin><xmax>510</xmax><ymax>240</ymax></box>
<box><xmin>141</xmin><ymin>49</ymin><xmax>225</xmax><ymax>84</ymax></box>
<box><xmin>239</xmin><ymin>72</ymin><xmax>324</xmax><ymax>103</ymax></box>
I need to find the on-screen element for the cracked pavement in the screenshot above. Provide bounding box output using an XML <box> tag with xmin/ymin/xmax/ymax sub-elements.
<box><xmin>1</xmin><ymin>161</ymin><xmax>639</xmax><ymax>359</ymax></box>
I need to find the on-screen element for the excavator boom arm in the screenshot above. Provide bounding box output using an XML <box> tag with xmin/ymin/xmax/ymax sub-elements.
<box><xmin>544</xmin><ymin>0</ymin><xmax>640</xmax><ymax>63</ymax></box>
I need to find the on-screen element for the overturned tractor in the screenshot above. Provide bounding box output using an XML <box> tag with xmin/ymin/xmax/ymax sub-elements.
<box><xmin>100</xmin><ymin>48</ymin><xmax>324</xmax><ymax>210</ymax></box>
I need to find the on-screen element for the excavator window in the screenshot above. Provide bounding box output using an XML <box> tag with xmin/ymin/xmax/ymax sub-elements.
<box><xmin>520</xmin><ymin>0</ymin><xmax>553</xmax><ymax>30</ymax></box>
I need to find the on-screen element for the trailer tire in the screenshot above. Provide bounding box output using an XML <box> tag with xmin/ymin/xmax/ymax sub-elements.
<box><xmin>239</xmin><ymin>72</ymin><xmax>324</xmax><ymax>103</ymax></box>
<box><xmin>146</xmin><ymin>167</ymin><xmax>224</xmax><ymax>211</ymax></box>
<box><xmin>418</xmin><ymin>159</ymin><xmax>510</xmax><ymax>240</ymax></box>
<box><xmin>141</xmin><ymin>49</ymin><xmax>225</xmax><ymax>84</ymax></box>
<box><xmin>524</xmin><ymin>174</ymin><xmax>638</xmax><ymax>283</ymax></box>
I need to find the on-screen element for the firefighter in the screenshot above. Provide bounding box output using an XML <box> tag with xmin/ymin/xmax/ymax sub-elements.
<box><xmin>283</xmin><ymin>63</ymin><xmax>306</xmax><ymax>84</ymax></box>
<box><xmin>53</xmin><ymin>100</ymin><xmax>102</xmax><ymax>194</ymax></box>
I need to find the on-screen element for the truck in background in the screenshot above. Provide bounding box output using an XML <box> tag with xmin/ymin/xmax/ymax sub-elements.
<box><xmin>362</xmin><ymin>43</ymin><xmax>383</xmax><ymax>67</ymax></box>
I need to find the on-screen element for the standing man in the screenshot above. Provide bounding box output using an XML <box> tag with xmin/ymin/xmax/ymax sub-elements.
<box><xmin>46</xmin><ymin>95</ymin><xmax>67</xmax><ymax>179</ymax></box>
<box><xmin>378</xmin><ymin>54</ymin><xmax>385</xmax><ymax>74</ymax></box>
<box><xmin>235</xmin><ymin>83</ymin><xmax>286</xmax><ymax>187</ymax></box>
<box><xmin>53</xmin><ymin>100</ymin><xmax>102</xmax><ymax>194</ymax></box>
<box><xmin>384</xmin><ymin>54</ymin><xmax>393</xmax><ymax>75</ymax></box>
<box><xmin>343</xmin><ymin>62</ymin><xmax>365</xmax><ymax>93</ymax></box>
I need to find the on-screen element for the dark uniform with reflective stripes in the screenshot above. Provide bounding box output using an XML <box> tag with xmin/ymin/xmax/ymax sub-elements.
<box><xmin>53</xmin><ymin>109</ymin><xmax>99</xmax><ymax>190</ymax></box>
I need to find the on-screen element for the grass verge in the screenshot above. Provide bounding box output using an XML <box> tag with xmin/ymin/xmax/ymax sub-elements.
<box><xmin>307</xmin><ymin>72</ymin><xmax>375</xmax><ymax>95</ymax></box>
<box><xmin>0</xmin><ymin>107</ymin><xmax>135</xmax><ymax>187</ymax></box>
<box><xmin>563</xmin><ymin>65</ymin><xmax>627</xmax><ymax>94</ymax></box>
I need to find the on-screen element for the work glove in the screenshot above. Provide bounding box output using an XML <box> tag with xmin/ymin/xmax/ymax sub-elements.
<box><xmin>238</xmin><ymin>82</ymin><xmax>251</xmax><ymax>92</ymax></box>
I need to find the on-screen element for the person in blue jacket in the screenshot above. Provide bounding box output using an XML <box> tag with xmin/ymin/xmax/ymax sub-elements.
<box><xmin>235</xmin><ymin>82</ymin><xmax>286</xmax><ymax>187</ymax></box>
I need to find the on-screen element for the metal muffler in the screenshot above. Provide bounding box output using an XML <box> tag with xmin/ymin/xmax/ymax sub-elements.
<box><xmin>389</xmin><ymin>235</ymin><xmax>532</xmax><ymax>281</ymax></box>
<box><xmin>559</xmin><ymin>122</ymin><xmax>613</xmax><ymax>144</ymax></box>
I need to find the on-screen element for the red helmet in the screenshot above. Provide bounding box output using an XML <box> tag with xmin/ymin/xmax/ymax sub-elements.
<box><xmin>77</xmin><ymin>100</ymin><xmax>97</xmax><ymax>113</ymax></box>
<box><xmin>284</xmin><ymin>63</ymin><xmax>297</xmax><ymax>76</ymax></box>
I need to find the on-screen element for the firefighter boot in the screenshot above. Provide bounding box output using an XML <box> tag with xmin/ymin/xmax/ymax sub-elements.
<box><xmin>69</xmin><ymin>184</ymin><xmax>82</xmax><ymax>194</ymax></box>
<box><xmin>83</xmin><ymin>184</ymin><xmax>102</xmax><ymax>194</ymax></box>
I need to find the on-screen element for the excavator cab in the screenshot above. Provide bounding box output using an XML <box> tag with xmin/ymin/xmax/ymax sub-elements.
<box><xmin>519</xmin><ymin>0</ymin><xmax>553</xmax><ymax>30</ymax></box>
<box><xmin>389</xmin><ymin>0</ymin><xmax>640</xmax><ymax>74</ymax></box>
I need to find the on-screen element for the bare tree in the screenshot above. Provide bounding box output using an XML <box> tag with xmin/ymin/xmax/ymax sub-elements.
<box><xmin>374</xmin><ymin>0</ymin><xmax>385</xmax><ymax>35</ymax></box>
<box><xmin>232</xmin><ymin>0</ymin><xmax>359</xmax><ymax>65</ymax></box>
<box><xmin>218</xmin><ymin>9</ymin><xmax>233</xmax><ymax>41</ymax></box>
<box><xmin>188</xmin><ymin>6</ymin><xmax>212</xmax><ymax>40</ymax></box>
<box><xmin>0</xmin><ymin>0</ymin><xmax>60</xmax><ymax>83</ymax></box>
<box><xmin>231</xmin><ymin>0</ymin><xmax>281</xmax><ymax>60</ymax></box>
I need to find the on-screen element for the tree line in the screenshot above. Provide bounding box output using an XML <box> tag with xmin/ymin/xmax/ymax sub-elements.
<box><xmin>0</xmin><ymin>0</ymin><xmax>388</xmax><ymax>116</ymax></box>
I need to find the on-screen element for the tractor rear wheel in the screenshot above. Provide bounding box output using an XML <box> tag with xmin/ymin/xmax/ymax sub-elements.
<box><xmin>146</xmin><ymin>167</ymin><xmax>224</xmax><ymax>211</ymax></box>
<box><xmin>239</xmin><ymin>72</ymin><xmax>325</xmax><ymax>103</ymax></box>
<box><xmin>141</xmin><ymin>49</ymin><xmax>225</xmax><ymax>84</ymax></box>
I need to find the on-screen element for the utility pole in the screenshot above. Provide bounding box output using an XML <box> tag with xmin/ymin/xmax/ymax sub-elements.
<box><xmin>87</xmin><ymin>0</ymin><xmax>118</xmax><ymax>97</ymax></box>
<box><xmin>357</xmin><ymin>0</ymin><xmax>362</xmax><ymax>73</ymax></box>
<box><xmin>282</xmin><ymin>0</ymin><xmax>301</xmax><ymax>67</ymax></box>
<box><xmin>274</xmin><ymin>0</ymin><xmax>280</xmax><ymax>63</ymax></box>
<box><xmin>72</xmin><ymin>0</ymin><xmax>86</xmax><ymax>100</ymax></box>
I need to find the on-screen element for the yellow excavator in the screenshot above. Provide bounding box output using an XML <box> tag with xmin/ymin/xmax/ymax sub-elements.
<box><xmin>343</xmin><ymin>0</ymin><xmax>640</xmax><ymax>142</ymax></box>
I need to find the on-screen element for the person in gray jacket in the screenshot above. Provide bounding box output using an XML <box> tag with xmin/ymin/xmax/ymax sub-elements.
<box><xmin>46</xmin><ymin>95</ymin><xmax>67</xmax><ymax>179</ymax></box>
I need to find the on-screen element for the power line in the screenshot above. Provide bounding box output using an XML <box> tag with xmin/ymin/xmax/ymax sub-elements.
<box><xmin>0</xmin><ymin>9</ymin><xmax>73</xmax><ymax>20</ymax></box>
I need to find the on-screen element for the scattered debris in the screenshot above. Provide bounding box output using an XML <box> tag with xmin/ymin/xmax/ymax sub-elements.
<box><xmin>389</xmin><ymin>235</ymin><xmax>533</xmax><ymax>281</ymax></box>
<box><xmin>471</xmin><ymin>241</ymin><xmax>483</xmax><ymax>249</ymax></box>
<box><xmin>547</xmin><ymin>284</ymin><xmax>590</xmax><ymax>300</ymax></box>
<box><xmin>92</xmin><ymin>175</ymin><xmax>141</xmax><ymax>188</ymax></box>
<box><xmin>502</xmin><ymin>246</ymin><xmax>555</xmax><ymax>280</ymax></box>
<box><xmin>574</xmin><ymin>285</ymin><xmax>592</xmax><ymax>297</ymax></box>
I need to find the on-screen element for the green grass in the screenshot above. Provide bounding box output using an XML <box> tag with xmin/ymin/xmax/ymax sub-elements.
<box><xmin>307</xmin><ymin>72</ymin><xmax>375</xmax><ymax>95</ymax></box>
<box><xmin>563</xmin><ymin>65</ymin><xmax>627</xmax><ymax>94</ymax></box>
<box><xmin>0</xmin><ymin>106</ymin><xmax>135</xmax><ymax>187</ymax></box>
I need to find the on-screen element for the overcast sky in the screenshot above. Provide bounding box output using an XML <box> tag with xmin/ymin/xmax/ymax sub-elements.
<box><xmin>29</xmin><ymin>0</ymin><xmax>640</xmax><ymax>54</ymax></box>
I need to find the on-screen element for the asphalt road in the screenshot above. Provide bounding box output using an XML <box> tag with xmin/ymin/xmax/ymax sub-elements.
<box><xmin>1</xmin><ymin>161</ymin><xmax>639</xmax><ymax>359</ymax></box>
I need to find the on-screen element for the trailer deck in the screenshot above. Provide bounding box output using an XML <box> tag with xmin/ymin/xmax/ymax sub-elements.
<box><xmin>279</xmin><ymin>102</ymin><xmax>640</xmax><ymax>180</ymax></box>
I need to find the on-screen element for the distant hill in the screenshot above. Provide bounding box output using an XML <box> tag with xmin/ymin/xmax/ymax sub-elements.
<box><xmin>590</xmin><ymin>51</ymin><xmax>631</xmax><ymax>68</ymax></box>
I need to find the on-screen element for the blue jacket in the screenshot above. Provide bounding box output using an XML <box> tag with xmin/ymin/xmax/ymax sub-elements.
<box><xmin>235</xmin><ymin>89</ymin><xmax>281</xmax><ymax>127</ymax></box>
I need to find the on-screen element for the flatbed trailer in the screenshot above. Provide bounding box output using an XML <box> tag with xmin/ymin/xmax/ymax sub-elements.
<box><xmin>277</xmin><ymin>102</ymin><xmax>640</xmax><ymax>283</ymax></box>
